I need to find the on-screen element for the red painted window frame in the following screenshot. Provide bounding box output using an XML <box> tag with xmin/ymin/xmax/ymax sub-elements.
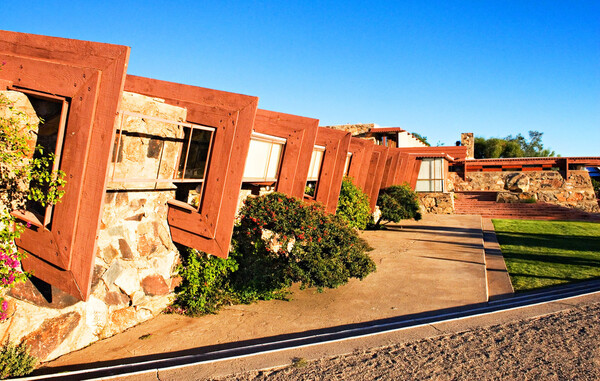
<box><xmin>124</xmin><ymin>75</ymin><xmax>258</xmax><ymax>259</ymax></box>
<box><xmin>363</xmin><ymin>145</ymin><xmax>389</xmax><ymax>211</ymax></box>
<box><xmin>382</xmin><ymin>150</ymin><xmax>418</xmax><ymax>189</ymax></box>
<box><xmin>0</xmin><ymin>31</ymin><xmax>130</xmax><ymax>300</ymax></box>
<box><xmin>346</xmin><ymin>137</ymin><xmax>374</xmax><ymax>191</ymax></box>
<box><xmin>308</xmin><ymin>127</ymin><xmax>351</xmax><ymax>213</ymax></box>
<box><xmin>253</xmin><ymin>110</ymin><xmax>319</xmax><ymax>199</ymax></box>
<box><xmin>381</xmin><ymin>149</ymin><xmax>402</xmax><ymax>188</ymax></box>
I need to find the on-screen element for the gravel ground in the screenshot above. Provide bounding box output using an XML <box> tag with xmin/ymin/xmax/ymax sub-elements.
<box><xmin>215</xmin><ymin>302</ymin><xmax>600</xmax><ymax>380</ymax></box>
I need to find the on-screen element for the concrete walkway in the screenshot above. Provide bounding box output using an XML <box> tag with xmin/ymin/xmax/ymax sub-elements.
<box><xmin>41</xmin><ymin>215</ymin><xmax>492</xmax><ymax>373</ymax></box>
<box><xmin>483</xmin><ymin>218</ymin><xmax>514</xmax><ymax>300</ymax></box>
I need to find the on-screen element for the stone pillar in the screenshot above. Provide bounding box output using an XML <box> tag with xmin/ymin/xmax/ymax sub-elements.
<box><xmin>461</xmin><ymin>133</ymin><xmax>474</xmax><ymax>159</ymax></box>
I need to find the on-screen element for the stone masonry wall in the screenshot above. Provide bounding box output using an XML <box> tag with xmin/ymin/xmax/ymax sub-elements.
<box><xmin>1</xmin><ymin>92</ymin><xmax>187</xmax><ymax>362</ymax></box>
<box><xmin>418</xmin><ymin>192</ymin><xmax>455</xmax><ymax>214</ymax></box>
<box><xmin>324</xmin><ymin>123</ymin><xmax>376</xmax><ymax>136</ymax></box>
<box><xmin>449</xmin><ymin>170</ymin><xmax>599</xmax><ymax>213</ymax></box>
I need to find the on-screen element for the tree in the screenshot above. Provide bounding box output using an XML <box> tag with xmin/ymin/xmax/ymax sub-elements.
<box><xmin>374</xmin><ymin>184</ymin><xmax>422</xmax><ymax>227</ymax></box>
<box><xmin>474</xmin><ymin>130</ymin><xmax>556</xmax><ymax>159</ymax></box>
<box><xmin>411</xmin><ymin>132</ymin><xmax>430</xmax><ymax>146</ymax></box>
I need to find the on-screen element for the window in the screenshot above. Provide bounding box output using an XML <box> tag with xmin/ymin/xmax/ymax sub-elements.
<box><xmin>125</xmin><ymin>74</ymin><xmax>259</xmax><ymax>259</ymax></box>
<box><xmin>307</xmin><ymin>146</ymin><xmax>325</xmax><ymax>181</ymax></box>
<box><xmin>3</xmin><ymin>30</ymin><xmax>130</xmax><ymax>300</ymax></box>
<box><xmin>251</xmin><ymin>109</ymin><xmax>319</xmax><ymax>198</ymax></box>
<box><xmin>305</xmin><ymin>145</ymin><xmax>325</xmax><ymax>197</ymax></box>
<box><xmin>109</xmin><ymin>110</ymin><xmax>215</xmax><ymax>208</ymax></box>
<box><xmin>416</xmin><ymin>158</ymin><xmax>444</xmax><ymax>192</ymax></box>
<box><xmin>11</xmin><ymin>89</ymin><xmax>69</xmax><ymax>228</ymax></box>
<box><xmin>242</xmin><ymin>132</ymin><xmax>286</xmax><ymax>183</ymax></box>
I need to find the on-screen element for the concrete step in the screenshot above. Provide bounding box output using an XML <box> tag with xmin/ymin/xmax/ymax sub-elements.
<box><xmin>453</xmin><ymin>191</ymin><xmax>600</xmax><ymax>222</ymax></box>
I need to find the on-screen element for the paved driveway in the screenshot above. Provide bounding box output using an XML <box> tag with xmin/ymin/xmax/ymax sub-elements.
<box><xmin>44</xmin><ymin>215</ymin><xmax>488</xmax><ymax>370</ymax></box>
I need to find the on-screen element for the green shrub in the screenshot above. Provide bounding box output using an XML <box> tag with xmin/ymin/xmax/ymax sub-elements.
<box><xmin>304</xmin><ymin>183</ymin><xmax>316</xmax><ymax>197</ymax></box>
<box><xmin>592</xmin><ymin>178</ymin><xmax>600</xmax><ymax>198</ymax></box>
<box><xmin>374</xmin><ymin>184</ymin><xmax>422</xmax><ymax>226</ymax></box>
<box><xmin>0</xmin><ymin>341</ymin><xmax>37</xmax><ymax>378</ymax></box>
<box><xmin>230</xmin><ymin>193</ymin><xmax>375</xmax><ymax>302</ymax></box>
<box><xmin>168</xmin><ymin>248</ymin><xmax>238</xmax><ymax>316</ymax></box>
<box><xmin>336</xmin><ymin>177</ymin><xmax>372</xmax><ymax>230</ymax></box>
<box><xmin>520</xmin><ymin>197</ymin><xmax>537</xmax><ymax>204</ymax></box>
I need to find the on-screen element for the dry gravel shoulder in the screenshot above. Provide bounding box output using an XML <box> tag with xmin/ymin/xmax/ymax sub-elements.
<box><xmin>215</xmin><ymin>301</ymin><xmax>600</xmax><ymax>380</ymax></box>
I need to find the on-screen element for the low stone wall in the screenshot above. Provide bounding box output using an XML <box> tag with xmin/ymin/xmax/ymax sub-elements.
<box><xmin>449</xmin><ymin>170</ymin><xmax>599</xmax><ymax>213</ymax></box>
<box><xmin>1</xmin><ymin>92</ymin><xmax>186</xmax><ymax>361</ymax></box>
<box><xmin>418</xmin><ymin>192</ymin><xmax>455</xmax><ymax>214</ymax></box>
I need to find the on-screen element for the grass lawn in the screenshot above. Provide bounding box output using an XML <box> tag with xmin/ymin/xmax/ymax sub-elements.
<box><xmin>492</xmin><ymin>219</ymin><xmax>600</xmax><ymax>292</ymax></box>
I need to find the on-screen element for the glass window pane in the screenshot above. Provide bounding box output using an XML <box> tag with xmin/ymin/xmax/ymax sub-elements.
<box><xmin>243</xmin><ymin>139</ymin><xmax>272</xmax><ymax>179</ymax></box>
<box><xmin>434</xmin><ymin>158</ymin><xmax>443</xmax><ymax>178</ymax></box>
<box><xmin>308</xmin><ymin>149</ymin><xmax>323</xmax><ymax>180</ymax></box>
<box><xmin>178</xmin><ymin>128</ymin><xmax>212</xmax><ymax>179</ymax></box>
<box><xmin>265</xmin><ymin>143</ymin><xmax>283</xmax><ymax>179</ymax></box>
<box><xmin>415</xmin><ymin>180</ymin><xmax>430</xmax><ymax>192</ymax></box>
<box><xmin>418</xmin><ymin>159</ymin><xmax>431</xmax><ymax>179</ymax></box>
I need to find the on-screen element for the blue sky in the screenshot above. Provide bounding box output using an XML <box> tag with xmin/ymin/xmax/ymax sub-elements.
<box><xmin>2</xmin><ymin>1</ymin><xmax>598</xmax><ymax>156</ymax></box>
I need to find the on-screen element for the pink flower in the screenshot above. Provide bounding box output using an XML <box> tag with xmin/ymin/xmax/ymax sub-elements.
<box><xmin>1</xmin><ymin>301</ymin><xmax>7</xmax><ymax>311</ymax></box>
<box><xmin>26</xmin><ymin>222</ymin><xmax>32</xmax><ymax>228</ymax></box>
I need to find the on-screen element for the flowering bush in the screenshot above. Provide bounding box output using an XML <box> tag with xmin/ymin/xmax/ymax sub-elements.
<box><xmin>0</xmin><ymin>245</ymin><xmax>26</xmax><ymax>320</ymax></box>
<box><xmin>0</xmin><ymin>69</ymin><xmax>66</xmax><ymax>320</ymax></box>
<box><xmin>171</xmin><ymin>192</ymin><xmax>376</xmax><ymax>315</ymax></box>
<box><xmin>230</xmin><ymin>192</ymin><xmax>375</xmax><ymax>302</ymax></box>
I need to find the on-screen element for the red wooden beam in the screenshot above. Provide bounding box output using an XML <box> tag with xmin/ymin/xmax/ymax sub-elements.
<box><xmin>394</xmin><ymin>152</ymin><xmax>413</xmax><ymax>185</ymax></box>
<box><xmin>253</xmin><ymin>110</ymin><xmax>318</xmax><ymax>199</ymax></box>
<box><xmin>408</xmin><ymin>157</ymin><xmax>422</xmax><ymax>190</ymax></box>
<box><xmin>395</xmin><ymin>146</ymin><xmax>468</xmax><ymax>160</ymax></box>
<box><xmin>312</xmin><ymin>127</ymin><xmax>351</xmax><ymax>213</ymax></box>
<box><xmin>347</xmin><ymin>137</ymin><xmax>374</xmax><ymax>191</ymax></box>
<box><xmin>364</xmin><ymin>145</ymin><xmax>389</xmax><ymax>211</ymax></box>
<box><xmin>1</xmin><ymin>31</ymin><xmax>130</xmax><ymax>300</ymax></box>
<box><xmin>380</xmin><ymin>150</ymin><xmax>401</xmax><ymax>188</ymax></box>
<box><xmin>125</xmin><ymin>75</ymin><xmax>258</xmax><ymax>259</ymax></box>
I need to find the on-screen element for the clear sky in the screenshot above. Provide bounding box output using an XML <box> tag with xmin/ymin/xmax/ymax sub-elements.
<box><xmin>2</xmin><ymin>1</ymin><xmax>599</xmax><ymax>156</ymax></box>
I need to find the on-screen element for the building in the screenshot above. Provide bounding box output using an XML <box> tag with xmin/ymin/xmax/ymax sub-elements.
<box><xmin>1</xmin><ymin>30</ymin><xmax>598</xmax><ymax>361</ymax></box>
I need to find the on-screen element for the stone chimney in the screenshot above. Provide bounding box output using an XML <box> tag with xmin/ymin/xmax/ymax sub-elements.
<box><xmin>461</xmin><ymin>133</ymin><xmax>474</xmax><ymax>159</ymax></box>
